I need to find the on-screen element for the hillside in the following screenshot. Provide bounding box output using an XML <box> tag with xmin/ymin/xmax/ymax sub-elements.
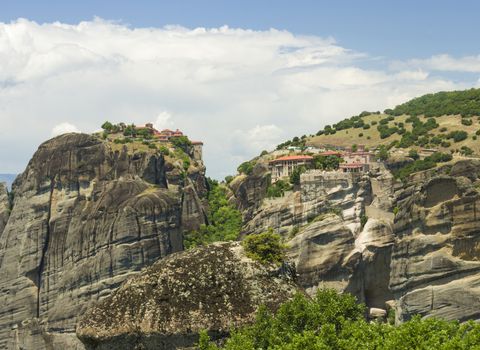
<box><xmin>276</xmin><ymin>88</ymin><xmax>480</xmax><ymax>157</ymax></box>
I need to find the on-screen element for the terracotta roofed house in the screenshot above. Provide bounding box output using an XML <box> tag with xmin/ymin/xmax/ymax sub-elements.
<box><xmin>269</xmin><ymin>155</ymin><xmax>314</xmax><ymax>183</ymax></box>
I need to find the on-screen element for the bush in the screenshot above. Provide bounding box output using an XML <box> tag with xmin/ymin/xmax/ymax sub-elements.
<box><xmin>184</xmin><ymin>179</ymin><xmax>242</xmax><ymax>249</ymax></box>
<box><xmin>460</xmin><ymin>146</ymin><xmax>474</xmax><ymax>156</ymax></box>
<box><xmin>266</xmin><ymin>179</ymin><xmax>291</xmax><ymax>198</ymax></box>
<box><xmin>101</xmin><ymin>121</ymin><xmax>114</xmax><ymax>132</ymax></box>
<box><xmin>313</xmin><ymin>155</ymin><xmax>341</xmax><ymax>170</ymax></box>
<box><xmin>242</xmin><ymin>230</ymin><xmax>286</xmax><ymax>265</ymax></box>
<box><xmin>237</xmin><ymin>161</ymin><xmax>255</xmax><ymax>175</ymax></box>
<box><xmin>201</xmin><ymin>289</ymin><xmax>480</xmax><ymax>350</ymax></box>
<box><xmin>290</xmin><ymin>166</ymin><xmax>307</xmax><ymax>185</ymax></box>
<box><xmin>447</xmin><ymin>130</ymin><xmax>468</xmax><ymax>142</ymax></box>
<box><xmin>408</xmin><ymin>149</ymin><xmax>419</xmax><ymax>160</ymax></box>
<box><xmin>376</xmin><ymin>146</ymin><xmax>389</xmax><ymax>161</ymax></box>
<box><xmin>170</xmin><ymin>135</ymin><xmax>192</xmax><ymax>152</ymax></box>
<box><xmin>388</xmin><ymin>88</ymin><xmax>480</xmax><ymax>117</ymax></box>
<box><xmin>158</xmin><ymin>146</ymin><xmax>170</xmax><ymax>156</ymax></box>
<box><xmin>462</xmin><ymin>118</ymin><xmax>473</xmax><ymax>126</ymax></box>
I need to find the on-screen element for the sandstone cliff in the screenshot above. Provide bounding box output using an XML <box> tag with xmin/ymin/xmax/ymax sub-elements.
<box><xmin>76</xmin><ymin>242</ymin><xmax>299</xmax><ymax>350</ymax></box>
<box><xmin>230</xmin><ymin>159</ymin><xmax>480</xmax><ymax>322</ymax></box>
<box><xmin>0</xmin><ymin>133</ymin><xmax>207</xmax><ymax>349</ymax></box>
<box><xmin>0</xmin><ymin>183</ymin><xmax>9</xmax><ymax>234</ymax></box>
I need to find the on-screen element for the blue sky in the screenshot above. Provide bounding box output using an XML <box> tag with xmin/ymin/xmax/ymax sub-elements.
<box><xmin>2</xmin><ymin>0</ymin><xmax>479</xmax><ymax>59</ymax></box>
<box><xmin>0</xmin><ymin>1</ymin><xmax>479</xmax><ymax>178</ymax></box>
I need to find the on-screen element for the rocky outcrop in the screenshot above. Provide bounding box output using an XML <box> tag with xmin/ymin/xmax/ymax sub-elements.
<box><xmin>243</xmin><ymin>158</ymin><xmax>480</xmax><ymax>322</ymax></box>
<box><xmin>285</xmin><ymin>170</ymin><xmax>395</xmax><ymax>310</ymax></box>
<box><xmin>391</xmin><ymin>162</ymin><xmax>480</xmax><ymax>322</ymax></box>
<box><xmin>0</xmin><ymin>183</ymin><xmax>9</xmax><ymax>234</ymax></box>
<box><xmin>77</xmin><ymin>242</ymin><xmax>299</xmax><ymax>350</ymax></box>
<box><xmin>228</xmin><ymin>163</ymin><xmax>270</xmax><ymax>222</ymax></box>
<box><xmin>0</xmin><ymin>133</ymin><xmax>207</xmax><ymax>349</ymax></box>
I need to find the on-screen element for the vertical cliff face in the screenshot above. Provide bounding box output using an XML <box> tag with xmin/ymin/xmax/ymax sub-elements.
<box><xmin>390</xmin><ymin>160</ymin><xmax>480</xmax><ymax>322</ymax></box>
<box><xmin>232</xmin><ymin>159</ymin><xmax>480</xmax><ymax>322</ymax></box>
<box><xmin>0</xmin><ymin>183</ymin><xmax>9</xmax><ymax>235</ymax></box>
<box><xmin>0</xmin><ymin>133</ymin><xmax>207</xmax><ymax>350</ymax></box>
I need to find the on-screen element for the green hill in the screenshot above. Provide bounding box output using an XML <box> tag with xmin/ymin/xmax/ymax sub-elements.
<box><xmin>276</xmin><ymin>88</ymin><xmax>480</xmax><ymax>156</ymax></box>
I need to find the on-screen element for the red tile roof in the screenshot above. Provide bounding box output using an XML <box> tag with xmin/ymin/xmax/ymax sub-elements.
<box><xmin>319</xmin><ymin>151</ymin><xmax>342</xmax><ymax>156</ymax></box>
<box><xmin>270</xmin><ymin>155</ymin><xmax>314</xmax><ymax>163</ymax></box>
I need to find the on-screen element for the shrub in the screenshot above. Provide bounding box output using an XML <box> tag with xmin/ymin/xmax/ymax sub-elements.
<box><xmin>388</xmin><ymin>88</ymin><xmax>480</xmax><ymax>117</ymax></box>
<box><xmin>170</xmin><ymin>135</ymin><xmax>192</xmax><ymax>152</ymax></box>
<box><xmin>242</xmin><ymin>230</ymin><xmax>286</xmax><ymax>265</ymax></box>
<box><xmin>460</xmin><ymin>146</ymin><xmax>474</xmax><ymax>156</ymax></box>
<box><xmin>238</xmin><ymin>161</ymin><xmax>255</xmax><ymax>175</ymax></box>
<box><xmin>290</xmin><ymin>166</ymin><xmax>307</xmax><ymax>185</ymax></box>
<box><xmin>266</xmin><ymin>179</ymin><xmax>291</xmax><ymax>198</ymax></box>
<box><xmin>360</xmin><ymin>215</ymin><xmax>368</xmax><ymax>228</ymax></box>
<box><xmin>101</xmin><ymin>121</ymin><xmax>114</xmax><ymax>132</ymax></box>
<box><xmin>376</xmin><ymin>146</ymin><xmax>389</xmax><ymax>161</ymax></box>
<box><xmin>447</xmin><ymin>130</ymin><xmax>468</xmax><ymax>142</ymax></box>
<box><xmin>462</xmin><ymin>118</ymin><xmax>473</xmax><ymax>126</ymax></box>
<box><xmin>158</xmin><ymin>146</ymin><xmax>170</xmax><ymax>156</ymax></box>
<box><xmin>184</xmin><ymin>179</ymin><xmax>242</xmax><ymax>249</ymax></box>
<box><xmin>408</xmin><ymin>149</ymin><xmax>419</xmax><ymax>160</ymax></box>
<box><xmin>441</xmin><ymin>141</ymin><xmax>451</xmax><ymax>148</ymax></box>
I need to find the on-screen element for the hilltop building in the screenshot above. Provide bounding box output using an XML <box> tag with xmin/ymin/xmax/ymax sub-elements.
<box><xmin>191</xmin><ymin>141</ymin><xmax>203</xmax><ymax>161</ymax></box>
<box><xmin>269</xmin><ymin>155</ymin><xmax>314</xmax><ymax>183</ymax></box>
<box><xmin>134</xmin><ymin>123</ymin><xmax>203</xmax><ymax>160</ymax></box>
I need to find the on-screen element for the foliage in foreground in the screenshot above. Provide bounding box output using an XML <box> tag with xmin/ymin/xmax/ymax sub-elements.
<box><xmin>184</xmin><ymin>179</ymin><xmax>242</xmax><ymax>249</ymax></box>
<box><xmin>199</xmin><ymin>289</ymin><xmax>480</xmax><ymax>350</ymax></box>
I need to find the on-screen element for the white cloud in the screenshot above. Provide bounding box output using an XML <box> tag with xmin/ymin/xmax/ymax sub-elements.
<box><xmin>391</xmin><ymin>54</ymin><xmax>480</xmax><ymax>73</ymax></box>
<box><xmin>0</xmin><ymin>18</ymin><xmax>476</xmax><ymax>176</ymax></box>
<box><xmin>51</xmin><ymin>122</ymin><xmax>80</xmax><ymax>136</ymax></box>
<box><xmin>154</xmin><ymin>111</ymin><xmax>174</xmax><ymax>130</ymax></box>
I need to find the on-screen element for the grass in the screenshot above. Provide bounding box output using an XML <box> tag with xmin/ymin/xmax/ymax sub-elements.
<box><xmin>308</xmin><ymin>113</ymin><xmax>480</xmax><ymax>155</ymax></box>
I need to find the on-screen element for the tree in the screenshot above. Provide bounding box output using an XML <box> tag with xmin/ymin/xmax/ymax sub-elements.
<box><xmin>170</xmin><ymin>135</ymin><xmax>192</xmax><ymax>152</ymax></box>
<box><xmin>123</xmin><ymin>124</ymin><xmax>136</xmax><ymax>137</ymax></box>
<box><xmin>290</xmin><ymin>166</ymin><xmax>306</xmax><ymax>185</ymax></box>
<box><xmin>408</xmin><ymin>149</ymin><xmax>419</xmax><ymax>160</ymax></box>
<box><xmin>242</xmin><ymin>230</ymin><xmax>286</xmax><ymax>265</ymax></box>
<box><xmin>376</xmin><ymin>146</ymin><xmax>390</xmax><ymax>161</ymax></box>
<box><xmin>183</xmin><ymin>179</ymin><xmax>242</xmax><ymax>249</ymax></box>
<box><xmin>237</xmin><ymin>161</ymin><xmax>255</xmax><ymax>175</ymax></box>
<box><xmin>101</xmin><ymin>121</ymin><xmax>114</xmax><ymax>132</ymax></box>
<box><xmin>313</xmin><ymin>155</ymin><xmax>341</xmax><ymax>170</ymax></box>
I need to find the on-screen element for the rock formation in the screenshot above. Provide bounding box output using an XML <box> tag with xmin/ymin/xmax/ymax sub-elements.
<box><xmin>391</xmin><ymin>159</ymin><xmax>480</xmax><ymax>322</ymax></box>
<box><xmin>76</xmin><ymin>242</ymin><xmax>299</xmax><ymax>350</ymax></box>
<box><xmin>0</xmin><ymin>183</ymin><xmax>9</xmax><ymax>234</ymax></box>
<box><xmin>0</xmin><ymin>133</ymin><xmax>207</xmax><ymax>350</ymax></box>
<box><xmin>230</xmin><ymin>160</ymin><xmax>480</xmax><ymax>322</ymax></box>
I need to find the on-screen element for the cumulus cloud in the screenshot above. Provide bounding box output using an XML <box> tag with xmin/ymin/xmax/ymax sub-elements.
<box><xmin>154</xmin><ymin>111</ymin><xmax>174</xmax><ymax>130</ymax></box>
<box><xmin>0</xmin><ymin>18</ymin><xmax>477</xmax><ymax>176</ymax></box>
<box><xmin>51</xmin><ymin>122</ymin><xmax>80</xmax><ymax>136</ymax></box>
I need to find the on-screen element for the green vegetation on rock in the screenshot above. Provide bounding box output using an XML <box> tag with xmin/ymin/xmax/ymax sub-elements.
<box><xmin>242</xmin><ymin>230</ymin><xmax>286</xmax><ymax>265</ymax></box>
<box><xmin>184</xmin><ymin>179</ymin><xmax>242</xmax><ymax>249</ymax></box>
<box><xmin>394</xmin><ymin>152</ymin><xmax>452</xmax><ymax>181</ymax></box>
<box><xmin>266</xmin><ymin>179</ymin><xmax>292</xmax><ymax>198</ymax></box>
<box><xmin>199</xmin><ymin>289</ymin><xmax>480</xmax><ymax>350</ymax></box>
<box><xmin>237</xmin><ymin>160</ymin><xmax>256</xmax><ymax>175</ymax></box>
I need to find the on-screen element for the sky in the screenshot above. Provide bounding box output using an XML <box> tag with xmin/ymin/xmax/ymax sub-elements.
<box><xmin>0</xmin><ymin>1</ymin><xmax>479</xmax><ymax>179</ymax></box>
